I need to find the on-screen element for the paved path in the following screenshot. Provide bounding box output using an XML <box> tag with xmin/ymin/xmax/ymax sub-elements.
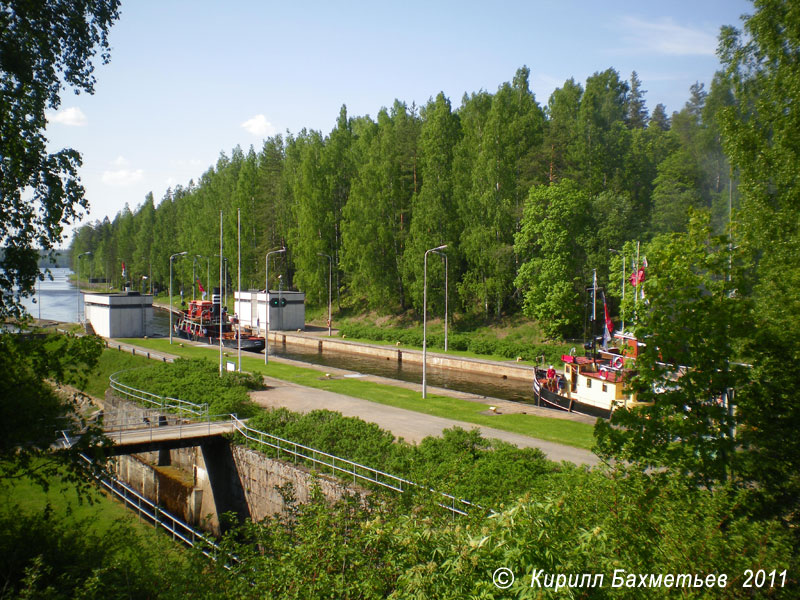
<box><xmin>112</xmin><ymin>337</ymin><xmax>600</xmax><ymax>466</ymax></box>
<box><xmin>251</xmin><ymin>380</ymin><xmax>599</xmax><ymax>466</ymax></box>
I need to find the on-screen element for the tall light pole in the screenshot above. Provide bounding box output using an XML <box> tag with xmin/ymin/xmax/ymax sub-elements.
<box><xmin>264</xmin><ymin>247</ymin><xmax>286</xmax><ymax>365</ymax></box>
<box><xmin>423</xmin><ymin>244</ymin><xmax>447</xmax><ymax>399</ymax></box>
<box><xmin>432</xmin><ymin>248</ymin><xmax>448</xmax><ymax>352</ymax></box>
<box><xmin>169</xmin><ymin>251</ymin><xmax>188</xmax><ymax>344</ymax></box>
<box><xmin>76</xmin><ymin>251</ymin><xmax>92</xmax><ymax>324</ymax></box>
<box><xmin>318</xmin><ymin>252</ymin><xmax>332</xmax><ymax>336</ymax></box>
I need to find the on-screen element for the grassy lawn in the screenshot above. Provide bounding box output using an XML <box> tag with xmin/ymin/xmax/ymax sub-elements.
<box><xmin>114</xmin><ymin>338</ymin><xmax>596</xmax><ymax>450</ymax></box>
<box><xmin>3</xmin><ymin>467</ymin><xmax>158</xmax><ymax>537</ymax></box>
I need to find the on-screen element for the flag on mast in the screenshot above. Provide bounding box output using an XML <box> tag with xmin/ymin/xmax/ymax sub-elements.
<box><xmin>197</xmin><ymin>278</ymin><xmax>206</xmax><ymax>300</ymax></box>
<box><xmin>602</xmin><ymin>291</ymin><xmax>613</xmax><ymax>349</ymax></box>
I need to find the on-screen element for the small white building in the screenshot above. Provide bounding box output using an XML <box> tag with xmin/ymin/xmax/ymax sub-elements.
<box><xmin>234</xmin><ymin>290</ymin><xmax>305</xmax><ymax>333</ymax></box>
<box><xmin>84</xmin><ymin>292</ymin><xmax>153</xmax><ymax>338</ymax></box>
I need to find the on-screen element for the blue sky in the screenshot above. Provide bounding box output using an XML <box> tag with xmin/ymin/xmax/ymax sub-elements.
<box><xmin>44</xmin><ymin>0</ymin><xmax>754</xmax><ymax>243</ymax></box>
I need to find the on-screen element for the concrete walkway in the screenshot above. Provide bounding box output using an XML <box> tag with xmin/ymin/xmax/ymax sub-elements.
<box><xmin>250</xmin><ymin>378</ymin><xmax>599</xmax><ymax>466</ymax></box>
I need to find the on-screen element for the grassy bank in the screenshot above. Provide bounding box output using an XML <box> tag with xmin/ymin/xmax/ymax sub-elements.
<box><xmin>112</xmin><ymin>338</ymin><xmax>595</xmax><ymax>450</ymax></box>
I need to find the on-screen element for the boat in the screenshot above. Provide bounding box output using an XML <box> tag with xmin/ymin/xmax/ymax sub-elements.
<box><xmin>174</xmin><ymin>289</ymin><xmax>265</xmax><ymax>353</ymax></box>
<box><xmin>532</xmin><ymin>333</ymin><xmax>651</xmax><ymax>419</ymax></box>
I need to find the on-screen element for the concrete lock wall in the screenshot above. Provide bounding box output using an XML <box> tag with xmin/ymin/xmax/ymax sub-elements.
<box><xmin>268</xmin><ymin>331</ymin><xmax>538</xmax><ymax>382</ymax></box>
<box><xmin>103</xmin><ymin>394</ymin><xmax>364</xmax><ymax>535</ymax></box>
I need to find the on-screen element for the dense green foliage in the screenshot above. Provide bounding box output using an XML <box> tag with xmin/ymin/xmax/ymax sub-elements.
<box><xmin>69</xmin><ymin>62</ymin><xmax>736</xmax><ymax>335</ymax></box>
<box><xmin>0</xmin><ymin>502</ymin><xmax>199</xmax><ymax>600</ymax></box>
<box><xmin>0</xmin><ymin>332</ymin><xmax>107</xmax><ymax>495</ymax></box>
<box><xmin>114</xmin><ymin>358</ymin><xmax>261</xmax><ymax>417</ymax></box>
<box><xmin>1</xmin><ymin>0</ymin><xmax>120</xmax><ymax>319</ymax></box>
<box><xmin>248</xmin><ymin>408</ymin><xmax>557</xmax><ymax>507</ymax></box>
<box><xmin>197</xmin><ymin>468</ymin><xmax>797</xmax><ymax>599</ymax></box>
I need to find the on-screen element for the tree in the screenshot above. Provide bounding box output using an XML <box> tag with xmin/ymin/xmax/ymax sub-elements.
<box><xmin>718</xmin><ymin>0</ymin><xmax>800</xmax><ymax>521</ymax></box>
<box><xmin>514</xmin><ymin>180</ymin><xmax>592</xmax><ymax>338</ymax></box>
<box><xmin>625</xmin><ymin>71</ymin><xmax>648</xmax><ymax>128</ymax></box>
<box><xmin>458</xmin><ymin>68</ymin><xmax>545</xmax><ymax>317</ymax></box>
<box><xmin>0</xmin><ymin>0</ymin><xmax>121</xmax><ymax>319</ymax></box>
<box><xmin>402</xmin><ymin>93</ymin><xmax>462</xmax><ymax>313</ymax></box>
<box><xmin>595</xmin><ymin>213</ymin><xmax>748</xmax><ymax>488</ymax></box>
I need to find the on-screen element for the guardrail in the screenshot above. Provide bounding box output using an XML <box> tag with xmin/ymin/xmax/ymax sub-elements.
<box><xmin>109</xmin><ymin>370</ymin><xmax>208</xmax><ymax>417</ymax></box>
<box><xmin>76</xmin><ymin>453</ymin><xmax>232</xmax><ymax>568</ymax></box>
<box><xmin>230</xmin><ymin>416</ymin><xmax>479</xmax><ymax>516</ymax></box>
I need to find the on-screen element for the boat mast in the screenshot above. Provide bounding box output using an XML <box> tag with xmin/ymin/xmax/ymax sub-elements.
<box><xmin>219</xmin><ymin>210</ymin><xmax>223</xmax><ymax>376</ymax></box>
<box><xmin>237</xmin><ymin>207</ymin><xmax>242</xmax><ymax>372</ymax></box>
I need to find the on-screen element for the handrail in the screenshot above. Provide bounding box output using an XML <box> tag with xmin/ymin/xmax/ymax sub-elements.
<box><xmin>230</xmin><ymin>416</ymin><xmax>481</xmax><ymax>516</ymax></box>
<box><xmin>109</xmin><ymin>369</ymin><xmax>209</xmax><ymax>417</ymax></box>
<box><xmin>76</xmin><ymin>453</ymin><xmax>232</xmax><ymax>568</ymax></box>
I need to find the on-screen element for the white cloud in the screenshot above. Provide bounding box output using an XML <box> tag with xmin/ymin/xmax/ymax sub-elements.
<box><xmin>241</xmin><ymin>114</ymin><xmax>277</xmax><ymax>137</ymax></box>
<box><xmin>47</xmin><ymin>106</ymin><xmax>88</xmax><ymax>126</ymax></box>
<box><xmin>620</xmin><ymin>17</ymin><xmax>718</xmax><ymax>56</ymax></box>
<box><xmin>102</xmin><ymin>158</ymin><xmax>144</xmax><ymax>187</ymax></box>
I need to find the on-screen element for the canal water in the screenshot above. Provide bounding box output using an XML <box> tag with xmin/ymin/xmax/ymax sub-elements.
<box><xmin>22</xmin><ymin>273</ymin><xmax>536</xmax><ymax>404</ymax></box>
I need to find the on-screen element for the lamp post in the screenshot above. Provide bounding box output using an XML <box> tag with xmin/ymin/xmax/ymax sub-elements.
<box><xmin>169</xmin><ymin>251</ymin><xmax>188</xmax><ymax>344</ymax></box>
<box><xmin>76</xmin><ymin>251</ymin><xmax>92</xmax><ymax>324</ymax></box>
<box><xmin>423</xmin><ymin>244</ymin><xmax>447</xmax><ymax>399</ymax></box>
<box><xmin>140</xmin><ymin>275</ymin><xmax>148</xmax><ymax>294</ymax></box>
<box><xmin>432</xmin><ymin>248</ymin><xmax>448</xmax><ymax>352</ymax></box>
<box><xmin>317</xmin><ymin>252</ymin><xmax>332</xmax><ymax>336</ymax></box>
<box><xmin>264</xmin><ymin>247</ymin><xmax>286</xmax><ymax>365</ymax></box>
<box><xmin>609</xmin><ymin>248</ymin><xmax>625</xmax><ymax>333</ymax></box>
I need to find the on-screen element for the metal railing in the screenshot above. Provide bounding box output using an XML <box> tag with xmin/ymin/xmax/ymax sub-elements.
<box><xmin>230</xmin><ymin>416</ymin><xmax>479</xmax><ymax>516</ymax></box>
<box><xmin>76</xmin><ymin>453</ymin><xmax>232</xmax><ymax>567</ymax></box>
<box><xmin>109</xmin><ymin>370</ymin><xmax>208</xmax><ymax>417</ymax></box>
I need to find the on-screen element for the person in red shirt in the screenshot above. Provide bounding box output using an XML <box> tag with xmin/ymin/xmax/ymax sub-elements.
<box><xmin>546</xmin><ymin>365</ymin><xmax>557</xmax><ymax>390</ymax></box>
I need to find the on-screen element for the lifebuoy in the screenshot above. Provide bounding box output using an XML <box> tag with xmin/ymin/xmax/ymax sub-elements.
<box><xmin>612</xmin><ymin>356</ymin><xmax>624</xmax><ymax>369</ymax></box>
<box><xmin>600</xmin><ymin>368</ymin><xmax>608</xmax><ymax>380</ymax></box>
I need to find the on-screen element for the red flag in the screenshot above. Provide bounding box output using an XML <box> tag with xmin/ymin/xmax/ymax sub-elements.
<box><xmin>629</xmin><ymin>266</ymin><xmax>646</xmax><ymax>287</ymax></box>
<box><xmin>196</xmin><ymin>278</ymin><xmax>205</xmax><ymax>293</ymax></box>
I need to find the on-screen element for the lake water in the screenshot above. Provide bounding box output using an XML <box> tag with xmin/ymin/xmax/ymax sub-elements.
<box><xmin>20</xmin><ymin>268</ymin><xmax>80</xmax><ymax>322</ymax></box>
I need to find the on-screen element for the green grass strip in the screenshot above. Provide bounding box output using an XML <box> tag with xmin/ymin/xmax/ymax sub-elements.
<box><xmin>115</xmin><ymin>338</ymin><xmax>595</xmax><ymax>450</ymax></box>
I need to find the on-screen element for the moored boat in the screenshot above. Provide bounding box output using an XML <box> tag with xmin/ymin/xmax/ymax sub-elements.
<box><xmin>174</xmin><ymin>290</ymin><xmax>265</xmax><ymax>353</ymax></box>
<box><xmin>532</xmin><ymin>333</ymin><xmax>651</xmax><ymax>419</ymax></box>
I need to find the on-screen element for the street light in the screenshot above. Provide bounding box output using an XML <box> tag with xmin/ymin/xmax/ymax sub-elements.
<box><xmin>423</xmin><ymin>244</ymin><xmax>447</xmax><ymax>399</ymax></box>
<box><xmin>169</xmin><ymin>251</ymin><xmax>188</xmax><ymax>344</ymax></box>
<box><xmin>432</xmin><ymin>248</ymin><xmax>448</xmax><ymax>352</ymax></box>
<box><xmin>140</xmin><ymin>275</ymin><xmax>148</xmax><ymax>295</ymax></box>
<box><xmin>76</xmin><ymin>251</ymin><xmax>92</xmax><ymax>324</ymax></box>
<box><xmin>264</xmin><ymin>247</ymin><xmax>286</xmax><ymax>365</ymax></box>
<box><xmin>317</xmin><ymin>252</ymin><xmax>332</xmax><ymax>336</ymax></box>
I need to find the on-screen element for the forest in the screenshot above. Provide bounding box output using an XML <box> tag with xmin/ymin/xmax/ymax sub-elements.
<box><xmin>68</xmin><ymin>65</ymin><xmax>736</xmax><ymax>338</ymax></box>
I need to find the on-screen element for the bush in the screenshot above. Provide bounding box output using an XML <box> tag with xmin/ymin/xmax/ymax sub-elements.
<box><xmin>115</xmin><ymin>359</ymin><xmax>259</xmax><ymax>418</ymax></box>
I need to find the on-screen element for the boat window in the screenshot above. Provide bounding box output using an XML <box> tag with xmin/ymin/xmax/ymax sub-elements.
<box><xmin>586</xmin><ymin>378</ymin><xmax>591</xmax><ymax>388</ymax></box>
<box><xmin>602</xmin><ymin>383</ymin><xmax>608</xmax><ymax>393</ymax></box>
